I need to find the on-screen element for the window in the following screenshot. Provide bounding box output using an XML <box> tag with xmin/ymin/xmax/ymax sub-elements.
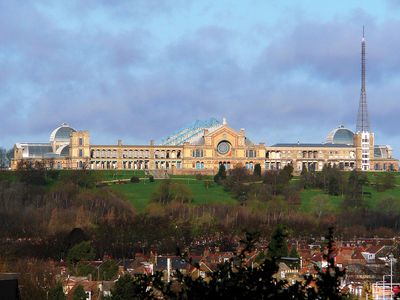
<box><xmin>195</xmin><ymin>161</ymin><xmax>204</xmax><ymax>169</ymax></box>
<box><xmin>217</xmin><ymin>141</ymin><xmax>231</xmax><ymax>155</ymax></box>
<box><xmin>79</xmin><ymin>137</ymin><xmax>83</xmax><ymax>146</ymax></box>
<box><xmin>79</xmin><ymin>149</ymin><xmax>83</xmax><ymax>157</ymax></box>
<box><xmin>192</xmin><ymin>149</ymin><xmax>204</xmax><ymax>157</ymax></box>
<box><xmin>246</xmin><ymin>150</ymin><xmax>256</xmax><ymax>158</ymax></box>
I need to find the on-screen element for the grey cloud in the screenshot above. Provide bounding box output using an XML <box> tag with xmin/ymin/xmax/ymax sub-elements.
<box><xmin>0</xmin><ymin>3</ymin><xmax>399</xmax><ymax>157</ymax></box>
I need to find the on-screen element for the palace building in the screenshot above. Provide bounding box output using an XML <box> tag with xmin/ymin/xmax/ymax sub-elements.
<box><xmin>11</xmin><ymin>33</ymin><xmax>399</xmax><ymax>173</ymax></box>
<box><xmin>11</xmin><ymin>119</ymin><xmax>398</xmax><ymax>173</ymax></box>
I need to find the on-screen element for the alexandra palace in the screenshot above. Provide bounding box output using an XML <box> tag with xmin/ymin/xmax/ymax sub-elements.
<box><xmin>11</xmin><ymin>34</ymin><xmax>398</xmax><ymax>173</ymax></box>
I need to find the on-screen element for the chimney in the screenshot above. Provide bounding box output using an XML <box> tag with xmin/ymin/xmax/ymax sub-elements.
<box><xmin>118</xmin><ymin>139</ymin><xmax>122</xmax><ymax>146</ymax></box>
<box><xmin>150</xmin><ymin>140</ymin><xmax>155</xmax><ymax>146</ymax></box>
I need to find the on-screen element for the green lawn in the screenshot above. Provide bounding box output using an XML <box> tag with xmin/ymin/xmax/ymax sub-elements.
<box><xmin>96</xmin><ymin>170</ymin><xmax>146</xmax><ymax>181</ymax></box>
<box><xmin>111</xmin><ymin>179</ymin><xmax>236</xmax><ymax>212</ymax></box>
<box><xmin>112</xmin><ymin>181</ymin><xmax>159</xmax><ymax>212</ymax></box>
<box><xmin>0</xmin><ymin>171</ymin><xmax>17</xmax><ymax>182</ymax></box>
<box><xmin>300</xmin><ymin>182</ymin><xmax>400</xmax><ymax>212</ymax></box>
<box><xmin>299</xmin><ymin>189</ymin><xmax>344</xmax><ymax>212</ymax></box>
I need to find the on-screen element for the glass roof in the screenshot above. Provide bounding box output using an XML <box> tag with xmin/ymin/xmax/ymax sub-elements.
<box><xmin>325</xmin><ymin>126</ymin><xmax>354</xmax><ymax>145</ymax></box>
<box><xmin>49</xmin><ymin>123</ymin><xmax>76</xmax><ymax>142</ymax></box>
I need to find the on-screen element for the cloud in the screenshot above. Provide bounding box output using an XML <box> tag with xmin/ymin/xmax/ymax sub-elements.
<box><xmin>0</xmin><ymin>2</ymin><xmax>399</xmax><ymax>158</ymax></box>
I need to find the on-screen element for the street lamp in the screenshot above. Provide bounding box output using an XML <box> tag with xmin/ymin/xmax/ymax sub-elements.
<box><xmin>383</xmin><ymin>274</ymin><xmax>393</xmax><ymax>300</ymax></box>
<box><xmin>389</xmin><ymin>254</ymin><xmax>394</xmax><ymax>299</ymax></box>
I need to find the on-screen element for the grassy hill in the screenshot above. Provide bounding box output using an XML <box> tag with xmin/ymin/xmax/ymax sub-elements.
<box><xmin>299</xmin><ymin>172</ymin><xmax>400</xmax><ymax>212</ymax></box>
<box><xmin>111</xmin><ymin>178</ymin><xmax>236</xmax><ymax>212</ymax></box>
<box><xmin>1</xmin><ymin>169</ymin><xmax>399</xmax><ymax>214</ymax></box>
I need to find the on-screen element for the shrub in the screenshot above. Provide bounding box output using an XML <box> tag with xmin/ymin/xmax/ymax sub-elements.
<box><xmin>130</xmin><ymin>176</ymin><xmax>140</xmax><ymax>183</ymax></box>
<box><xmin>148</xmin><ymin>175</ymin><xmax>154</xmax><ymax>182</ymax></box>
<box><xmin>253</xmin><ymin>163</ymin><xmax>262</xmax><ymax>177</ymax></box>
<box><xmin>203</xmin><ymin>180</ymin><xmax>213</xmax><ymax>189</ymax></box>
<box><xmin>195</xmin><ymin>174</ymin><xmax>203</xmax><ymax>180</ymax></box>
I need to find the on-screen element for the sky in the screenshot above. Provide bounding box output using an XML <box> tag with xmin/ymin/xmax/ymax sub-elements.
<box><xmin>1</xmin><ymin>0</ymin><xmax>399</xmax><ymax>157</ymax></box>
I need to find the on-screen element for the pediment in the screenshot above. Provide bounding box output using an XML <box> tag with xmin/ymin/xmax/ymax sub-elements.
<box><xmin>205</xmin><ymin>125</ymin><xmax>245</xmax><ymax>148</ymax></box>
<box><xmin>207</xmin><ymin>125</ymin><xmax>240</xmax><ymax>139</ymax></box>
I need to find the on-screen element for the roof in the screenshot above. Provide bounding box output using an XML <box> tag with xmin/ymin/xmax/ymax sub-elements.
<box><xmin>49</xmin><ymin>123</ymin><xmax>76</xmax><ymax>143</ymax></box>
<box><xmin>364</xmin><ymin>244</ymin><xmax>385</xmax><ymax>254</ymax></box>
<box><xmin>16</xmin><ymin>143</ymin><xmax>54</xmax><ymax>158</ymax></box>
<box><xmin>155</xmin><ymin>256</ymin><xmax>190</xmax><ymax>271</ymax></box>
<box><xmin>271</xmin><ymin>143</ymin><xmax>354</xmax><ymax>148</ymax></box>
<box><xmin>160</xmin><ymin>118</ymin><xmax>222</xmax><ymax>146</ymax></box>
<box><xmin>325</xmin><ymin>125</ymin><xmax>354</xmax><ymax>145</ymax></box>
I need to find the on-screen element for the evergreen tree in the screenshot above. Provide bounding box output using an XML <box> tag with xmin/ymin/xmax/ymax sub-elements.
<box><xmin>67</xmin><ymin>241</ymin><xmax>96</xmax><ymax>268</ymax></box>
<box><xmin>289</xmin><ymin>245</ymin><xmax>300</xmax><ymax>258</ymax></box>
<box><xmin>48</xmin><ymin>283</ymin><xmax>66</xmax><ymax>300</ymax></box>
<box><xmin>344</xmin><ymin>169</ymin><xmax>368</xmax><ymax>208</ymax></box>
<box><xmin>267</xmin><ymin>225</ymin><xmax>289</xmax><ymax>259</ymax></box>
<box><xmin>289</xmin><ymin>245</ymin><xmax>300</xmax><ymax>268</ymax></box>
<box><xmin>111</xmin><ymin>274</ymin><xmax>150</xmax><ymax>300</ymax></box>
<box><xmin>282</xmin><ymin>164</ymin><xmax>294</xmax><ymax>179</ymax></box>
<box><xmin>214</xmin><ymin>164</ymin><xmax>226</xmax><ymax>183</ymax></box>
<box><xmin>315</xmin><ymin>227</ymin><xmax>346</xmax><ymax>300</ymax></box>
<box><xmin>253</xmin><ymin>163</ymin><xmax>262</xmax><ymax>177</ymax></box>
<box><xmin>73</xmin><ymin>285</ymin><xmax>86</xmax><ymax>300</ymax></box>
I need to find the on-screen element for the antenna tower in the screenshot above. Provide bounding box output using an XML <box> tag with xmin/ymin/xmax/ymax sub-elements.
<box><xmin>356</xmin><ymin>26</ymin><xmax>370</xmax><ymax>132</ymax></box>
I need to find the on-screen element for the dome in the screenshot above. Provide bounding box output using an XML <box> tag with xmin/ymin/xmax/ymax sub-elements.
<box><xmin>50</xmin><ymin>123</ymin><xmax>76</xmax><ymax>143</ymax></box>
<box><xmin>325</xmin><ymin>125</ymin><xmax>354</xmax><ymax>145</ymax></box>
<box><xmin>55</xmin><ymin>144</ymin><xmax>70</xmax><ymax>157</ymax></box>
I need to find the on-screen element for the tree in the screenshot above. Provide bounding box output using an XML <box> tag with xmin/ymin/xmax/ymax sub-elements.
<box><xmin>151</xmin><ymin>180</ymin><xmax>192</xmax><ymax>204</ymax></box>
<box><xmin>263</xmin><ymin>170</ymin><xmax>291</xmax><ymax>195</ymax></box>
<box><xmin>48</xmin><ymin>283</ymin><xmax>66</xmax><ymax>300</ymax></box>
<box><xmin>203</xmin><ymin>180</ymin><xmax>213</xmax><ymax>189</ymax></box>
<box><xmin>344</xmin><ymin>170</ymin><xmax>368</xmax><ymax>208</ymax></box>
<box><xmin>253</xmin><ymin>163</ymin><xmax>262</xmax><ymax>177</ymax></box>
<box><xmin>6</xmin><ymin>148</ymin><xmax>13</xmax><ymax>163</ymax></box>
<box><xmin>289</xmin><ymin>245</ymin><xmax>300</xmax><ymax>259</ymax></box>
<box><xmin>267</xmin><ymin>225</ymin><xmax>289</xmax><ymax>259</ymax></box>
<box><xmin>64</xmin><ymin>228</ymin><xmax>90</xmax><ymax>252</ymax></box>
<box><xmin>16</xmin><ymin>160</ymin><xmax>47</xmax><ymax>185</ymax></box>
<box><xmin>130</xmin><ymin>176</ymin><xmax>140</xmax><ymax>183</ymax></box>
<box><xmin>282</xmin><ymin>164</ymin><xmax>294</xmax><ymax>179</ymax></box>
<box><xmin>214</xmin><ymin>164</ymin><xmax>226</xmax><ymax>183</ymax></box>
<box><xmin>99</xmin><ymin>260</ymin><xmax>119</xmax><ymax>281</ymax></box>
<box><xmin>73</xmin><ymin>284</ymin><xmax>87</xmax><ymax>300</ymax></box>
<box><xmin>289</xmin><ymin>245</ymin><xmax>300</xmax><ymax>268</ymax></box>
<box><xmin>67</xmin><ymin>241</ymin><xmax>96</xmax><ymax>267</ymax></box>
<box><xmin>375</xmin><ymin>172</ymin><xmax>395</xmax><ymax>191</ymax></box>
<box><xmin>114</xmin><ymin>229</ymin><xmax>347</xmax><ymax>299</ymax></box>
<box><xmin>0</xmin><ymin>147</ymin><xmax>8</xmax><ymax>168</ymax></box>
<box><xmin>111</xmin><ymin>274</ymin><xmax>142</xmax><ymax>300</ymax></box>
<box><xmin>311</xmin><ymin>195</ymin><xmax>330</xmax><ymax>221</ymax></box>
<box><xmin>315</xmin><ymin>227</ymin><xmax>346</xmax><ymax>299</ymax></box>
<box><xmin>59</xmin><ymin>170</ymin><xmax>99</xmax><ymax>189</ymax></box>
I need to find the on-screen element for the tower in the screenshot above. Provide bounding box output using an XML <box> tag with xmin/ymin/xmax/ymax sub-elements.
<box><xmin>354</xmin><ymin>27</ymin><xmax>374</xmax><ymax>171</ymax></box>
<box><xmin>356</xmin><ymin>27</ymin><xmax>370</xmax><ymax>132</ymax></box>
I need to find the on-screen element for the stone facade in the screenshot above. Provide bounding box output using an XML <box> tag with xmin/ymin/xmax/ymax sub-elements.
<box><xmin>11</xmin><ymin>121</ymin><xmax>398</xmax><ymax>173</ymax></box>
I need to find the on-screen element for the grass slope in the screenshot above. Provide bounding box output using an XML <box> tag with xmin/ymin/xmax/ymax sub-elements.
<box><xmin>300</xmin><ymin>172</ymin><xmax>400</xmax><ymax>212</ymax></box>
<box><xmin>111</xmin><ymin>179</ymin><xmax>236</xmax><ymax>212</ymax></box>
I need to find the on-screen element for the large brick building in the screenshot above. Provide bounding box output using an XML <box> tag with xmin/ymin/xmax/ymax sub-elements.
<box><xmin>11</xmin><ymin>119</ymin><xmax>398</xmax><ymax>173</ymax></box>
